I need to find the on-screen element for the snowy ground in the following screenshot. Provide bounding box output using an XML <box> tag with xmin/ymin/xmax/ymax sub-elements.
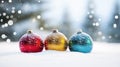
<box><xmin>0</xmin><ymin>42</ymin><xmax>120</xmax><ymax>67</ymax></box>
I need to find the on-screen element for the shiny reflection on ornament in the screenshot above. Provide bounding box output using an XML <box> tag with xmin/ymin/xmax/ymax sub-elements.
<box><xmin>69</xmin><ymin>30</ymin><xmax>93</xmax><ymax>53</ymax></box>
<box><xmin>45</xmin><ymin>29</ymin><xmax>68</xmax><ymax>51</ymax></box>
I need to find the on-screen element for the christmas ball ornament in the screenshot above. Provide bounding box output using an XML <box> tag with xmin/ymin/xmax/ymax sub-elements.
<box><xmin>44</xmin><ymin>29</ymin><xmax>68</xmax><ymax>51</ymax></box>
<box><xmin>19</xmin><ymin>30</ymin><xmax>43</xmax><ymax>53</ymax></box>
<box><xmin>69</xmin><ymin>30</ymin><xmax>93</xmax><ymax>53</ymax></box>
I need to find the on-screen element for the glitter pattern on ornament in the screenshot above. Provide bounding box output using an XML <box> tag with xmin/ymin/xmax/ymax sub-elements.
<box><xmin>19</xmin><ymin>30</ymin><xmax>44</xmax><ymax>53</ymax></box>
<box><xmin>69</xmin><ymin>30</ymin><xmax>93</xmax><ymax>53</ymax></box>
<box><xmin>44</xmin><ymin>29</ymin><xmax>68</xmax><ymax>51</ymax></box>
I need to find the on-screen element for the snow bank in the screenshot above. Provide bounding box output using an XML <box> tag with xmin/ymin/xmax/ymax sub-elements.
<box><xmin>0</xmin><ymin>42</ymin><xmax>120</xmax><ymax>67</ymax></box>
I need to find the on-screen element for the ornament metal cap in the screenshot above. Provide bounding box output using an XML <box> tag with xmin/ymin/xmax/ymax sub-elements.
<box><xmin>77</xmin><ymin>29</ymin><xmax>83</xmax><ymax>34</ymax></box>
<box><xmin>27</xmin><ymin>30</ymin><xmax>32</xmax><ymax>34</ymax></box>
<box><xmin>52</xmin><ymin>29</ymin><xmax>58</xmax><ymax>33</ymax></box>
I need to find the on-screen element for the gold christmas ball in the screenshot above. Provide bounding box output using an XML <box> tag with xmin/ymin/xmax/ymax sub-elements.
<box><xmin>44</xmin><ymin>29</ymin><xmax>68</xmax><ymax>51</ymax></box>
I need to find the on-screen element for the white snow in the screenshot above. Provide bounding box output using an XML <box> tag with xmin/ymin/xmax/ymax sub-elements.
<box><xmin>0</xmin><ymin>42</ymin><xmax>120</xmax><ymax>67</ymax></box>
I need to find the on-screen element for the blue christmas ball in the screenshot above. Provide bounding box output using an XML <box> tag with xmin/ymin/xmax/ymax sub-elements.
<box><xmin>69</xmin><ymin>30</ymin><xmax>93</xmax><ymax>53</ymax></box>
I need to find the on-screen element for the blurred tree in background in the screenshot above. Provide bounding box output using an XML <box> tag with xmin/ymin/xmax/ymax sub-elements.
<box><xmin>106</xmin><ymin>1</ymin><xmax>120</xmax><ymax>43</ymax></box>
<box><xmin>59</xmin><ymin>6</ymin><xmax>72</xmax><ymax>38</ymax></box>
<box><xmin>82</xmin><ymin>0</ymin><xmax>101</xmax><ymax>41</ymax></box>
<box><xmin>0</xmin><ymin>0</ymin><xmax>47</xmax><ymax>41</ymax></box>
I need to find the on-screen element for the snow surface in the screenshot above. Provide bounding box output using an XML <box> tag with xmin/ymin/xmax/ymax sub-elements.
<box><xmin>0</xmin><ymin>42</ymin><xmax>120</xmax><ymax>67</ymax></box>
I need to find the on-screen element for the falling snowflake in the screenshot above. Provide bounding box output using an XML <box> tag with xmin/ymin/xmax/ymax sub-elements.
<box><xmin>12</xmin><ymin>7</ymin><xmax>15</xmax><ymax>10</ymax></box>
<box><xmin>9</xmin><ymin>0</ymin><xmax>12</xmax><ymax>3</ymax></box>
<box><xmin>10</xmin><ymin>15</ymin><xmax>14</xmax><ymax>18</ymax></box>
<box><xmin>6</xmin><ymin>16</ymin><xmax>9</xmax><ymax>19</ymax></box>
<box><xmin>32</xmin><ymin>18</ymin><xmax>36</xmax><ymax>22</ymax></box>
<box><xmin>13</xmin><ymin>32</ymin><xmax>17</xmax><ymax>35</ymax></box>
<box><xmin>113</xmin><ymin>23</ymin><xmax>117</xmax><ymax>28</ymax></box>
<box><xmin>102</xmin><ymin>36</ymin><xmax>106</xmax><ymax>40</ymax></box>
<box><xmin>1</xmin><ymin>25</ymin><xmax>5</xmax><ymax>28</ymax></box>
<box><xmin>0</xmin><ymin>19</ymin><xmax>3</xmax><ymax>22</ymax></box>
<box><xmin>92</xmin><ymin>23</ymin><xmax>96</xmax><ymax>26</ymax></box>
<box><xmin>98</xmin><ymin>18</ymin><xmax>102</xmax><ymax>21</ymax></box>
<box><xmin>40</xmin><ymin>27</ymin><xmax>44</xmax><ymax>30</ymax></box>
<box><xmin>108</xmin><ymin>36</ymin><xmax>112</xmax><ymax>39</ymax></box>
<box><xmin>3</xmin><ymin>12</ymin><xmax>6</xmax><ymax>16</ymax></box>
<box><xmin>38</xmin><ymin>0</ymin><xmax>41</xmax><ymax>3</ymax></box>
<box><xmin>18</xmin><ymin>10</ymin><xmax>22</xmax><ymax>14</ymax></box>
<box><xmin>1</xmin><ymin>34</ymin><xmax>7</xmax><ymax>39</ymax></box>
<box><xmin>4</xmin><ymin>23</ymin><xmax>8</xmax><ymax>27</ymax></box>
<box><xmin>98</xmin><ymin>31</ymin><xmax>102</xmax><ymax>35</ymax></box>
<box><xmin>1</xmin><ymin>0</ymin><xmax>4</xmax><ymax>3</ymax></box>
<box><xmin>11</xmin><ymin>10</ymin><xmax>15</xmax><ymax>13</ymax></box>
<box><xmin>37</xmin><ymin>15</ymin><xmax>41</xmax><ymax>19</ymax></box>
<box><xmin>115</xmin><ymin>15</ymin><xmax>119</xmax><ymax>19</ymax></box>
<box><xmin>95</xmin><ymin>22</ymin><xmax>99</xmax><ymax>26</ymax></box>
<box><xmin>6</xmin><ymin>39</ymin><xmax>11</xmax><ymax>43</ymax></box>
<box><xmin>8</xmin><ymin>20</ymin><xmax>13</xmax><ymax>26</ymax></box>
<box><xmin>89</xmin><ymin>15</ymin><xmax>93</xmax><ymax>19</ymax></box>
